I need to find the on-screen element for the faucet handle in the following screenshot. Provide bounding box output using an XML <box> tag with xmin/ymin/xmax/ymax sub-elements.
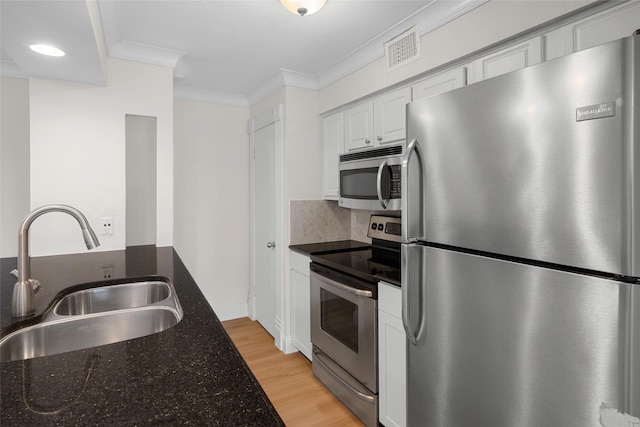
<box><xmin>10</xmin><ymin>270</ymin><xmax>40</xmax><ymax>294</ymax></box>
<box><xmin>29</xmin><ymin>279</ymin><xmax>41</xmax><ymax>294</ymax></box>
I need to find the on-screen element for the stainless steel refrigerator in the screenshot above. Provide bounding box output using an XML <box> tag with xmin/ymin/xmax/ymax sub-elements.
<box><xmin>401</xmin><ymin>33</ymin><xmax>640</xmax><ymax>426</ymax></box>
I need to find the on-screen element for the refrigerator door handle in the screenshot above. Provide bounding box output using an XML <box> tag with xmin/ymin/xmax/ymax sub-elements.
<box><xmin>402</xmin><ymin>244</ymin><xmax>427</xmax><ymax>345</ymax></box>
<box><xmin>402</xmin><ymin>138</ymin><xmax>425</xmax><ymax>242</ymax></box>
<box><xmin>376</xmin><ymin>159</ymin><xmax>390</xmax><ymax>209</ymax></box>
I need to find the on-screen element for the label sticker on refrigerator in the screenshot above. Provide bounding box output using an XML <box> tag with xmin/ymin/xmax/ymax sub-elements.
<box><xmin>576</xmin><ymin>102</ymin><xmax>616</xmax><ymax>121</ymax></box>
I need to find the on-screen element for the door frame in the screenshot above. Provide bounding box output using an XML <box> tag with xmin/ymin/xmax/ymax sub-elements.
<box><xmin>248</xmin><ymin>104</ymin><xmax>284</xmax><ymax>349</ymax></box>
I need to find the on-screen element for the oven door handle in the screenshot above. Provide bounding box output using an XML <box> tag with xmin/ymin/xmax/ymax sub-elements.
<box><xmin>323</xmin><ymin>277</ymin><xmax>373</xmax><ymax>298</ymax></box>
<box><xmin>313</xmin><ymin>348</ymin><xmax>376</xmax><ymax>404</ymax></box>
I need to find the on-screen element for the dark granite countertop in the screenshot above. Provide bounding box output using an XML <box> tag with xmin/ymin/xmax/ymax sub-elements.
<box><xmin>289</xmin><ymin>240</ymin><xmax>370</xmax><ymax>257</ymax></box>
<box><xmin>0</xmin><ymin>246</ymin><xmax>284</xmax><ymax>426</ymax></box>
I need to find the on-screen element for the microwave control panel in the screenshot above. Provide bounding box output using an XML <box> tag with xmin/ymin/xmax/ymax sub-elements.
<box><xmin>390</xmin><ymin>166</ymin><xmax>401</xmax><ymax>198</ymax></box>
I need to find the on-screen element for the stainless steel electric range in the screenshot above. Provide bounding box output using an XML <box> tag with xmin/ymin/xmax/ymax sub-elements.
<box><xmin>309</xmin><ymin>215</ymin><xmax>401</xmax><ymax>427</ymax></box>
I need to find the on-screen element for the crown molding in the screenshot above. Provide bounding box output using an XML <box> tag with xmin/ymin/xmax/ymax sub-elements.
<box><xmin>281</xmin><ymin>69</ymin><xmax>319</xmax><ymax>90</ymax></box>
<box><xmin>246</xmin><ymin>68</ymin><xmax>318</xmax><ymax>106</ymax></box>
<box><xmin>110</xmin><ymin>40</ymin><xmax>186</xmax><ymax>69</ymax></box>
<box><xmin>314</xmin><ymin>0</ymin><xmax>488</xmax><ymax>89</ymax></box>
<box><xmin>174</xmin><ymin>85</ymin><xmax>249</xmax><ymax>108</ymax></box>
<box><xmin>0</xmin><ymin>60</ymin><xmax>28</xmax><ymax>79</ymax></box>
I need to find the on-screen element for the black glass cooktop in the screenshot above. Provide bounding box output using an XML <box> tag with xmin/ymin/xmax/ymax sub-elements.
<box><xmin>311</xmin><ymin>246</ymin><xmax>401</xmax><ymax>286</ymax></box>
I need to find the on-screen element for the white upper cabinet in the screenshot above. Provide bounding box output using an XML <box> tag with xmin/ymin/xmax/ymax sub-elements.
<box><xmin>345</xmin><ymin>87</ymin><xmax>412</xmax><ymax>151</ymax></box>
<box><xmin>467</xmin><ymin>36</ymin><xmax>543</xmax><ymax>84</ymax></box>
<box><xmin>546</xmin><ymin>0</ymin><xmax>640</xmax><ymax>61</ymax></box>
<box><xmin>373</xmin><ymin>87</ymin><xmax>412</xmax><ymax>146</ymax></box>
<box><xmin>412</xmin><ymin>67</ymin><xmax>467</xmax><ymax>100</ymax></box>
<box><xmin>344</xmin><ymin>101</ymin><xmax>374</xmax><ymax>151</ymax></box>
<box><xmin>322</xmin><ymin>112</ymin><xmax>344</xmax><ymax>200</ymax></box>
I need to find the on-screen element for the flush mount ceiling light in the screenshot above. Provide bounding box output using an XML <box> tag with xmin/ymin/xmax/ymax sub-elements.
<box><xmin>280</xmin><ymin>0</ymin><xmax>327</xmax><ymax>17</ymax></box>
<box><xmin>29</xmin><ymin>44</ymin><xmax>65</xmax><ymax>57</ymax></box>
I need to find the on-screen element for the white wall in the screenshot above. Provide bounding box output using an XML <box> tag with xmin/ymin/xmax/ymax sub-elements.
<box><xmin>173</xmin><ymin>98</ymin><xmax>250</xmax><ymax>319</ymax></box>
<box><xmin>281</xmin><ymin>86</ymin><xmax>322</xmax><ymax>343</ymax></box>
<box><xmin>250</xmin><ymin>88</ymin><xmax>286</xmax><ymax>118</ymax></box>
<box><xmin>281</xmin><ymin>85</ymin><xmax>322</xmax><ymax>259</ymax></box>
<box><xmin>319</xmin><ymin>0</ymin><xmax>599</xmax><ymax>112</ymax></box>
<box><xmin>283</xmin><ymin>87</ymin><xmax>322</xmax><ymax>202</ymax></box>
<box><xmin>126</xmin><ymin>114</ymin><xmax>157</xmax><ymax>247</ymax></box>
<box><xmin>28</xmin><ymin>58</ymin><xmax>173</xmax><ymax>256</ymax></box>
<box><xmin>0</xmin><ymin>77</ymin><xmax>30</xmax><ymax>257</ymax></box>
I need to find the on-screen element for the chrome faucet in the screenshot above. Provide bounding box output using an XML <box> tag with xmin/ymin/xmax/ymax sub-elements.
<box><xmin>11</xmin><ymin>204</ymin><xmax>101</xmax><ymax>317</ymax></box>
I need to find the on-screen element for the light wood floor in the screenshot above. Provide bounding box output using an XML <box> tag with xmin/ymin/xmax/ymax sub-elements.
<box><xmin>223</xmin><ymin>317</ymin><xmax>363</xmax><ymax>427</ymax></box>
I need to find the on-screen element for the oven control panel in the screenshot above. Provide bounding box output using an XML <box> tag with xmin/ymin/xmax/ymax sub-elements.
<box><xmin>367</xmin><ymin>215</ymin><xmax>402</xmax><ymax>242</ymax></box>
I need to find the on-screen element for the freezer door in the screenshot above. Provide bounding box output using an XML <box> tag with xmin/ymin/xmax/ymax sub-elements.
<box><xmin>405</xmin><ymin>35</ymin><xmax>640</xmax><ymax>276</ymax></box>
<box><xmin>405</xmin><ymin>245</ymin><xmax>640</xmax><ymax>427</ymax></box>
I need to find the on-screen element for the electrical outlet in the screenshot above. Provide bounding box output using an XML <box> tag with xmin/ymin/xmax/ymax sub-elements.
<box><xmin>100</xmin><ymin>265</ymin><xmax>114</xmax><ymax>279</ymax></box>
<box><xmin>101</xmin><ymin>217</ymin><xmax>113</xmax><ymax>235</ymax></box>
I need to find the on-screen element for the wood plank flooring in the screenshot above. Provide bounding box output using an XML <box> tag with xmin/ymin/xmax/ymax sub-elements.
<box><xmin>223</xmin><ymin>317</ymin><xmax>363</xmax><ymax>427</ymax></box>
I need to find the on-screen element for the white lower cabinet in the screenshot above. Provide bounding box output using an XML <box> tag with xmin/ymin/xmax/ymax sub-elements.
<box><xmin>378</xmin><ymin>281</ymin><xmax>406</xmax><ymax>427</ymax></box>
<box><xmin>290</xmin><ymin>251</ymin><xmax>312</xmax><ymax>360</ymax></box>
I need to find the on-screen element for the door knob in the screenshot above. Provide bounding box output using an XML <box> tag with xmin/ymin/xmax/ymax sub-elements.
<box><xmin>266</xmin><ymin>241</ymin><xmax>276</xmax><ymax>249</ymax></box>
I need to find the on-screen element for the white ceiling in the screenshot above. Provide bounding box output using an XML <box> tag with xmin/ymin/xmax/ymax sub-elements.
<box><xmin>0</xmin><ymin>0</ymin><xmax>485</xmax><ymax>106</ymax></box>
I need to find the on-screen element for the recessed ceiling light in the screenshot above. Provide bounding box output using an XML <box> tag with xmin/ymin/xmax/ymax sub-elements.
<box><xmin>29</xmin><ymin>44</ymin><xmax>65</xmax><ymax>57</ymax></box>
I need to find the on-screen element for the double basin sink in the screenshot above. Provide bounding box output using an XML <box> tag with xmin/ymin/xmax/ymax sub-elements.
<box><xmin>0</xmin><ymin>276</ymin><xmax>183</xmax><ymax>362</ymax></box>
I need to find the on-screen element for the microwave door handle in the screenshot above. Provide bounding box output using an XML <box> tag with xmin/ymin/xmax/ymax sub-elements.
<box><xmin>377</xmin><ymin>160</ymin><xmax>390</xmax><ymax>209</ymax></box>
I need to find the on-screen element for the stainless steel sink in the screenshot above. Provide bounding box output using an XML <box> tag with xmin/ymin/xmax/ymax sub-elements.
<box><xmin>0</xmin><ymin>277</ymin><xmax>183</xmax><ymax>362</ymax></box>
<box><xmin>55</xmin><ymin>280</ymin><xmax>171</xmax><ymax>315</ymax></box>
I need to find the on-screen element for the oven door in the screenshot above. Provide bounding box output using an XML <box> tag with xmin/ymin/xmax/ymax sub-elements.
<box><xmin>339</xmin><ymin>156</ymin><xmax>402</xmax><ymax>211</ymax></box>
<box><xmin>310</xmin><ymin>263</ymin><xmax>377</xmax><ymax>392</ymax></box>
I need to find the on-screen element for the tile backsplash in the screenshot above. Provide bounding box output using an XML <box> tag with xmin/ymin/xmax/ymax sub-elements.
<box><xmin>290</xmin><ymin>200</ymin><xmax>399</xmax><ymax>245</ymax></box>
<box><xmin>290</xmin><ymin>200</ymin><xmax>350</xmax><ymax>244</ymax></box>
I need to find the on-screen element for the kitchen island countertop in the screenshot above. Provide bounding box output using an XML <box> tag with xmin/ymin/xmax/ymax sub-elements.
<box><xmin>0</xmin><ymin>246</ymin><xmax>283</xmax><ymax>426</ymax></box>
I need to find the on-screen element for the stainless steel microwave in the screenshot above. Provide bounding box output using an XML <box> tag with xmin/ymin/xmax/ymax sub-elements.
<box><xmin>338</xmin><ymin>144</ymin><xmax>403</xmax><ymax>211</ymax></box>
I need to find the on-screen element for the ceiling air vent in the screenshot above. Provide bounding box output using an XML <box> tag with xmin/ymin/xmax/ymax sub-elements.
<box><xmin>384</xmin><ymin>26</ymin><xmax>421</xmax><ymax>72</ymax></box>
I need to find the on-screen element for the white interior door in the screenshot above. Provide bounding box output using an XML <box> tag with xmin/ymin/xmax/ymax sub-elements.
<box><xmin>252</xmin><ymin>122</ymin><xmax>277</xmax><ymax>337</ymax></box>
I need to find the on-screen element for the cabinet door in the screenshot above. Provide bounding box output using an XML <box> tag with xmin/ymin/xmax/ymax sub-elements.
<box><xmin>290</xmin><ymin>252</ymin><xmax>311</xmax><ymax>360</ymax></box>
<box><xmin>547</xmin><ymin>0</ymin><xmax>640</xmax><ymax>60</ymax></box>
<box><xmin>412</xmin><ymin>67</ymin><xmax>466</xmax><ymax>100</ymax></box>
<box><xmin>468</xmin><ymin>36</ymin><xmax>543</xmax><ymax>84</ymax></box>
<box><xmin>378</xmin><ymin>309</ymin><xmax>407</xmax><ymax>427</ymax></box>
<box><xmin>379</xmin><ymin>282</ymin><xmax>406</xmax><ymax>427</ymax></box>
<box><xmin>344</xmin><ymin>101</ymin><xmax>374</xmax><ymax>151</ymax></box>
<box><xmin>322</xmin><ymin>112</ymin><xmax>344</xmax><ymax>200</ymax></box>
<box><xmin>291</xmin><ymin>269</ymin><xmax>311</xmax><ymax>360</ymax></box>
<box><xmin>373</xmin><ymin>87</ymin><xmax>412</xmax><ymax>145</ymax></box>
